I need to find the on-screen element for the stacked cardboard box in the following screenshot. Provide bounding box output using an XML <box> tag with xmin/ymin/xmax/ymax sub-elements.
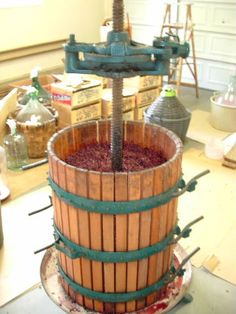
<box><xmin>101</xmin><ymin>88</ymin><xmax>136</xmax><ymax>120</ymax></box>
<box><xmin>9</xmin><ymin>74</ymin><xmax>56</xmax><ymax>92</ymax></box>
<box><xmin>124</xmin><ymin>76</ymin><xmax>162</xmax><ymax>120</ymax></box>
<box><xmin>51</xmin><ymin>79</ymin><xmax>102</xmax><ymax>128</ymax></box>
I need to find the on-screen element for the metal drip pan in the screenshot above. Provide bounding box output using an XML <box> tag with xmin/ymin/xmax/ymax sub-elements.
<box><xmin>40</xmin><ymin>244</ymin><xmax>192</xmax><ymax>314</ymax></box>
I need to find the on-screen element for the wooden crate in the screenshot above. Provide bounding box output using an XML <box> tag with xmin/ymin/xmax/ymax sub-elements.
<box><xmin>136</xmin><ymin>87</ymin><xmax>160</xmax><ymax>108</ymax></box>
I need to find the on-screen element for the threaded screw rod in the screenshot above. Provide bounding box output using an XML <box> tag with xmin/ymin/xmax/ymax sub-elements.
<box><xmin>111</xmin><ymin>0</ymin><xmax>124</xmax><ymax>171</ymax></box>
<box><xmin>111</xmin><ymin>78</ymin><xmax>123</xmax><ymax>171</ymax></box>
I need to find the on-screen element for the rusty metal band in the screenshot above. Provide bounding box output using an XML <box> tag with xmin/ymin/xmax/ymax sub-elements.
<box><xmin>48</xmin><ymin>175</ymin><xmax>184</xmax><ymax>214</ymax></box>
<box><xmin>54</xmin><ymin>222</ymin><xmax>178</xmax><ymax>262</ymax></box>
<box><xmin>57</xmin><ymin>261</ymin><xmax>183</xmax><ymax>303</ymax></box>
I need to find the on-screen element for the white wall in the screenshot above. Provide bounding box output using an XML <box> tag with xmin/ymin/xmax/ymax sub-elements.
<box><xmin>123</xmin><ymin>0</ymin><xmax>236</xmax><ymax>91</ymax></box>
<box><xmin>104</xmin><ymin>0</ymin><xmax>112</xmax><ymax>19</ymax></box>
<box><xmin>0</xmin><ymin>0</ymin><xmax>106</xmax><ymax>82</ymax></box>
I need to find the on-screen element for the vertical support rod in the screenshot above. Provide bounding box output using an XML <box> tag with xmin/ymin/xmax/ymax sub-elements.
<box><xmin>111</xmin><ymin>0</ymin><xmax>125</xmax><ymax>171</ymax></box>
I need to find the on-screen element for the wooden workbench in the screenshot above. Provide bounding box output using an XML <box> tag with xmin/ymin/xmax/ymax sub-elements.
<box><xmin>4</xmin><ymin>163</ymin><xmax>48</xmax><ymax>202</ymax></box>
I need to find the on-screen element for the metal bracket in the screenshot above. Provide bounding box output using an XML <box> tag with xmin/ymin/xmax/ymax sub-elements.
<box><xmin>64</xmin><ymin>32</ymin><xmax>190</xmax><ymax>78</ymax></box>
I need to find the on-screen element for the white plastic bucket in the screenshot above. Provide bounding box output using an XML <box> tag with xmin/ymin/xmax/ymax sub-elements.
<box><xmin>210</xmin><ymin>95</ymin><xmax>236</xmax><ymax>132</ymax></box>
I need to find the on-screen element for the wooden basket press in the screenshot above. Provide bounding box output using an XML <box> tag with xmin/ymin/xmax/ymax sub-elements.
<box><xmin>47</xmin><ymin>120</ymin><xmax>183</xmax><ymax>313</ymax></box>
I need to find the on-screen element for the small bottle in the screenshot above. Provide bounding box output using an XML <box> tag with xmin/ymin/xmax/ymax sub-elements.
<box><xmin>31</xmin><ymin>67</ymin><xmax>52</xmax><ymax>106</ymax></box>
<box><xmin>3</xmin><ymin>119</ymin><xmax>28</xmax><ymax>170</ymax></box>
<box><xmin>20</xmin><ymin>67</ymin><xmax>52</xmax><ymax>106</ymax></box>
<box><xmin>16</xmin><ymin>88</ymin><xmax>53</xmax><ymax>124</ymax></box>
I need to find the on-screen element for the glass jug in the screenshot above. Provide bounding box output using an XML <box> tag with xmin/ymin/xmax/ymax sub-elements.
<box><xmin>0</xmin><ymin>146</ymin><xmax>10</xmax><ymax>200</ymax></box>
<box><xmin>3</xmin><ymin>120</ymin><xmax>28</xmax><ymax>170</ymax></box>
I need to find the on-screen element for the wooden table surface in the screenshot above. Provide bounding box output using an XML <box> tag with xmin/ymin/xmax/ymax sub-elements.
<box><xmin>4</xmin><ymin>162</ymin><xmax>49</xmax><ymax>202</ymax></box>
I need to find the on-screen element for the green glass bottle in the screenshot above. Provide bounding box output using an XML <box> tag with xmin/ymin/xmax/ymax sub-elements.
<box><xmin>20</xmin><ymin>67</ymin><xmax>52</xmax><ymax>106</ymax></box>
<box><xmin>31</xmin><ymin>68</ymin><xmax>52</xmax><ymax>106</ymax></box>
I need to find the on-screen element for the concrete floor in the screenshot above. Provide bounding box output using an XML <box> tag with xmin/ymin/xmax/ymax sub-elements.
<box><xmin>1</xmin><ymin>86</ymin><xmax>236</xmax><ymax>314</ymax></box>
<box><xmin>1</xmin><ymin>266</ymin><xmax>236</xmax><ymax>314</ymax></box>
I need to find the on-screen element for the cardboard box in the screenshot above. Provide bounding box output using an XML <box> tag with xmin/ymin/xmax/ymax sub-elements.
<box><xmin>136</xmin><ymin>87</ymin><xmax>160</xmax><ymax>107</ymax></box>
<box><xmin>102</xmin><ymin>88</ymin><xmax>136</xmax><ymax>118</ymax></box>
<box><xmin>53</xmin><ymin>101</ymin><xmax>101</xmax><ymax>128</ymax></box>
<box><xmin>134</xmin><ymin>104</ymin><xmax>150</xmax><ymax>120</ymax></box>
<box><xmin>124</xmin><ymin>75</ymin><xmax>162</xmax><ymax>91</ymax></box>
<box><xmin>51</xmin><ymin>80</ymin><xmax>102</xmax><ymax>109</ymax></box>
<box><xmin>82</xmin><ymin>74</ymin><xmax>107</xmax><ymax>88</ymax></box>
<box><xmin>9</xmin><ymin>74</ymin><xmax>57</xmax><ymax>92</ymax></box>
<box><xmin>123</xmin><ymin>109</ymin><xmax>135</xmax><ymax>121</ymax></box>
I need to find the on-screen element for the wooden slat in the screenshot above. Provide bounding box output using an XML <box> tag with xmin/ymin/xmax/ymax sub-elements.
<box><xmin>126</xmin><ymin>172</ymin><xmax>141</xmax><ymax>312</ymax></box>
<box><xmin>133</xmin><ymin>121</ymin><xmax>144</xmax><ymax>147</ymax></box>
<box><xmin>57</xmin><ymin>146</ymin><xmax>75</xmax><ymax>300</ymax></box>
<box><xmin>224</xmin><ymin>143</ymin><xmax>236</xmax><ymax>163</ymax></box>
<box><xmin>160</xmin><ymin>160</ymin><xmax>175</xmax><ymax>297</ymax></box>
<box><xmin>102</xmin><ymin>172</ymin><xmax>115</xmax><ymax>313</ymax></box>
<box><xmin>146</xmin><ymin>165</ymin><xmax>166</xmax><ymax>304</ymax></box>
<box><xmin>115</xmin><ymin>172</ymin><xmax>128</xmax><ymax>313</ymax></box>
<box><xmin>97</xmin><ymin>120</ymin><xmax>110</xmax><ymax>144</ymax></box>
<box><xmin>76</xmin><ymin>169</ymin><xmax>94</xmax><ymax>310</ymax></box>
<box><xmin>88</xmin><ymin>171</ymin><xmax>104</xmax><ymax>312</ymax></box>
<box><xmin>167</xmin><ymin>156</ymin><xmax>182</xmax><ymax>268</ymax></box>
<box><xmin>65</xmin><ymin>165</ymin><xmax>84</xmax><ymax>305</ymax></box>
<box><xmin>57</xmin><ymin>161</ymin><xmax>71</xmax><ymax>296</ymax></box>
<box><xmin>136</xmin><ymin>170</ymin><xmax>153</xmax><ymax>310</ymax></box>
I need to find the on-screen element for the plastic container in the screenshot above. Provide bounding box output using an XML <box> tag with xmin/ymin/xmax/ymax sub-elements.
<box><xmin>210</xmin><ymin>75</ymin><xmax>236</xmax><ymax>132</ymax></box>
<box><xmin>204</xmin><ymin>138</ymin><xmax>224</xmax><ymax>160</ymax></box>
<box><xmin>214</xmin><ymin>75</ymin><xmax>236</xmax><ymax>107</ymax></box>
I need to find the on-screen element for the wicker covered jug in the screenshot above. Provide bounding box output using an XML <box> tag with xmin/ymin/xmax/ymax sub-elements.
<box><xmin>144</xmin><ymin>86</ymin><xmax>191</xmax><ymax>142</ymax></box>
<box><xmin>16</xmin><ymin>89</ymin><xmax>57</xmax><ymax>158</ymax></box>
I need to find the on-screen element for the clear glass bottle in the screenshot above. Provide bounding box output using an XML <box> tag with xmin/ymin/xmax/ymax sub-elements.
<box><xmin>16</xmin><ymin>89</ymin><xmax>53</xmax><ymax>124</ymax></box>
<box><xmin>3</xmin><ymin>119</ymin><xmax>28</xmax><ymax>170</ymax></box>
<box><xmin>0</xmin><ymin>146</ymin><xmax>10</xmax><ymax>200</ymax></box>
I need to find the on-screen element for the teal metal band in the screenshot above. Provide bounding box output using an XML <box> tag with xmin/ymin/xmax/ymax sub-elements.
<box><xmin>48</xmin><ymin>175</ymin><xmax>182</xmax><ymax>215</ymax></box>
<box><xmin>54</xmin><ymin>223</ymin><xmax>178</xmax><ymax>262</ymax></box>
<box><xmin>57</xmin><ymin>262</ymin><xmax>177</xmax><ymax>302</ymax></box>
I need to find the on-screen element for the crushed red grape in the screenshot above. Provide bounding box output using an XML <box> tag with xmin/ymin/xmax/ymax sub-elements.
<box><xmin>65</xmin><ymin>142</ymin><xmax>166</xmax><ymax>172</ymax></box>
